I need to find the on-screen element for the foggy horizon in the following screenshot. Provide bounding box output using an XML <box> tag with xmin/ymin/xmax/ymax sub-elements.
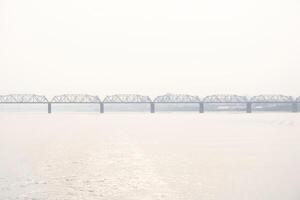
<box><xmin>1</xmin><ymin>1</ymin><xmax>300</xmax><ymax>199</ymax></box>
<box><xmin>1</xmin><ymin>0</ymin><xmax>300</xmax><ymax>95</ymax></box>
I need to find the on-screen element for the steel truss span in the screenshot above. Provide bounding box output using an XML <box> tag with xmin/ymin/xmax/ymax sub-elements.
<box><xmin>203</xmin><ymin>95</ymin><xmax>248</xmax><ymax>103</ymax></box>
<box><xmin>154</xmin><ymin>93</ymin><xmax>200</xmax><ymax>103</ymax></box>
<box><xmin>51</xmin><ymin>94</ymin><xmax>101</xmax><ymax>103</ymax></box>
<box><xmin>0</xmin><ymin>93</ymin><xmax>299</xmax><ymax>113</ymax></box>
<box><xmin>104</xmin><ymin>94</ymin><xmax>151</xmax><ymax>103</ymax></box>
<box><xmin>250</xmin><ymin>95</ymin><xmax>293</xmax><ymax>103</ymax></box>
<box><xmin>0</xmin><ymin>94</ymin><xmax>48</xmax><ymax>103</ymax></box>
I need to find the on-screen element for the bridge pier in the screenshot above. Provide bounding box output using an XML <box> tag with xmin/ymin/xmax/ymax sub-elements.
<box><xmin>292</xmin><ymin>102</ymin><xmax>298</xmax><ymax>113</ymax></box>
<box><xmin>150</xmin><ymin>103</ymin><xmax>155</xmax><ymax>113</ymax></box>
<box><xmin>48</xmin><ymin>103</ymin><xmax>52</xmax><ymax>113</ymax></box>
<box><xmin>246</xmin><ymin>102</ymin><xmax>252</xmax><ymax>113</ymax></box>
<box><xmin>199</xmin><ymin>102</ymin><xmax>204</xmax><ymax>113</ymax></box>
<box><xmin>100</xmin><ymin>102</ymin><xmax>104</xmax><ymax>113</ymax></box>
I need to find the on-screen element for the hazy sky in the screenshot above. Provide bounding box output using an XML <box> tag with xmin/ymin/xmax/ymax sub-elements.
<box><xmin>0</xmin><ymin>0</ymin><xmax>299</xmax><ymax>96</ymax></box>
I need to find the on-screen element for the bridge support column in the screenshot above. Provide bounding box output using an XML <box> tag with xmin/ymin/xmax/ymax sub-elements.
<box><xmin>199</xmin><ymin>102</ymin><xmax>204</xmax><ymax>113</ymax></box>
<box><xmin>246</xmin><ymin>102</ymin><xmax>252</xmax><ymax>113</ymax></box>
<box><xmin>150</xmin><ymin>103</ymin><xmax>155</xmax><ymax>113</ymax></box>
<box><xmin>48</xmin><ymin>103</ymin><xmax>51</xmax><ymax>113</ymax></box>
<box><xmin>100</xmin><ymin>102</ymin><xmax>104</xmax><ymax>113</ymax></box>
<box><xmin>292</xmin><ymin>102</ymin><xmax>298</xmax><ymax>113</ymax></box>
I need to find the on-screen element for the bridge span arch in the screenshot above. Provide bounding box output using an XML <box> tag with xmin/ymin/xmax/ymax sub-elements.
<box><xmin>103</xmin><ymin>94</ymin><xmax>152</xmax><ymax>112</ymax></box>
<box><xmin>0</xmin><ymin>94</ymin><xmax>48</xmax><ymax>103</ymax></box>
<box><xmin>51</xmin><ymin>94</ymin><xmax>101</xmax><ymax>103</ymax></box>
<box><xmin>103</xmin><ymin>94</ymin><xmax>151</xmax><ymax>103</ymax></box>
<box><xmin>153</xmin><ymin>93</ymin><xmax>201</xmax><ymax>113</ymax></box>
<box><xmin>50</xmin><ymin>94</ymin><xmax>102</xmax><ymax>113</ymax></box>
<box><xmin>250</xmin><ymin>95</ymin><xmax>295</xmax><ymax>112</ymax></box>
<box><xmin>0</xmin><ymin>94</ymin><xmax>49</xmax><ymax>113</ymax></box>
<box><xmin>203</xmin><ymin>95</ymin><xmax>248</xmax><ymax>103</ymax></box>
<box><xmin>250</xmin><ymin>95</ymin><xmax>293</xmax><ymax>103</ymax></box>
<box><xmin>154</xmin><ymin>93</ymin><xmax>200</xmax><ymax>103</ymax></box>
<box><xmin>202</xmin><ymin>94</ymin><xmax>249</xmax><ymax>113</ymax></box>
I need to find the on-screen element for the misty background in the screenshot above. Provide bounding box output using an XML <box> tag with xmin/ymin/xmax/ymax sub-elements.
<box><xmin>0</xmin><ymin>0</ymin><xmax>299</xmax><ymax>96</ymax></box>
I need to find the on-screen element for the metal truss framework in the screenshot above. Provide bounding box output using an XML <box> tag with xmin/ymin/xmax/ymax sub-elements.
<box><xmin>154</xmin><ymin>93</ymin><xmax>200</xmax><ymax>103</ymax></box>
<box><xmin>250</xmin><ymin>95</ymin><xmax>293</xmax><ymax>103</ymax></box>
<box><xmin>51</xmin><ymin>94</ymin><xmax>101</xmax><ymax>103</ymax></box>
<box><xmin>104</xmin><ymin>94</ymin><xmax>151</xmax><ymax>103</ymax></box>
<box><xmin>0</xmin><ymin>94</ymin><xmax>48</xmax><ymax>103</ymax></box>
<box><xmin>0</xmin><ymin>94</ymin><xmax>298</xmax><ymax>104</ymax></box>
<box><xmin>203</xmin><ymin>95</ymin><xmax>248</xmax><ymax>103</ymax></box>
<box><xmin>0</xmin><ymin>93</ymin><xmax>299</xmax><ymax>113</ymax></box>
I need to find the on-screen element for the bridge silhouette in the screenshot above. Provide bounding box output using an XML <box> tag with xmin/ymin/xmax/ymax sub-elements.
<box><xmin>0</xmin><ymin>94</ymin><xmax>299</xmax><ymax>113</ymax></box>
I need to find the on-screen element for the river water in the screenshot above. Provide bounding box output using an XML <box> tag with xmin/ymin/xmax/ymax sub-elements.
<box><xmin>0</xmin><ymin>113</ymin><xmax>300</xmax><ymax>199</ymax></box>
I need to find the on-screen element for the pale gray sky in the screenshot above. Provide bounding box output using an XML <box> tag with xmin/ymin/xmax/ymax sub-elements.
<box><xmin>0</xmin><ymin>0</ymin><xmax>299</xmax><ymax>96</ymax></box>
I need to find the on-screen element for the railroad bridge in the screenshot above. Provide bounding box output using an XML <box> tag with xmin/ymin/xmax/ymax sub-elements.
<box><xmin>0</xmin><ymin>94</ymin><xmax>298</xmax><ymax>113</ymax></box>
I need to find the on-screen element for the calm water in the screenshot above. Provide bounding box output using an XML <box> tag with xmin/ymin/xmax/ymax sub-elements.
<box><xmin>0</xmin><ymin>113</ymin><xmax>300</xmax><ymax>199</ymax></box>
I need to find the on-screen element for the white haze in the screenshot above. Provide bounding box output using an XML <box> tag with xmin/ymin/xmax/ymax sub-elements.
<box><xmin>0</xmin><ymin>0</ymin><xmax>300</xmax><ymax>96</ymax></box>
<box><xmin>1</xmin><ymin>113</ymin><xmax>300</xmax><ymax>199</ymax></box>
